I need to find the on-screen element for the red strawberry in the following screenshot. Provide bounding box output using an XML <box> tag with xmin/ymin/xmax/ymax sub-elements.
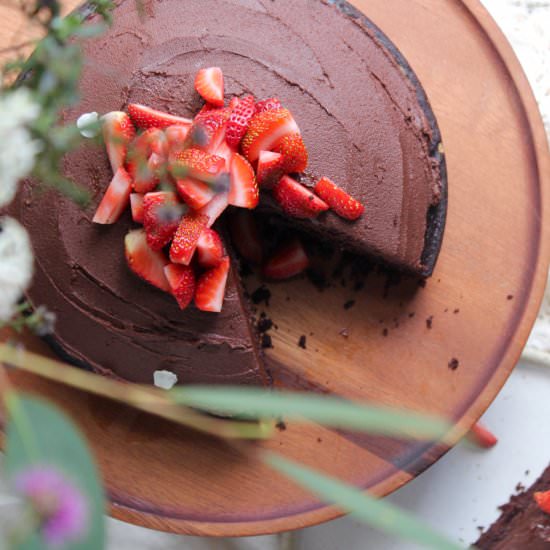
<box><xmin>93</xmin><ymin>167</ymin><xmax>132</xmax><ymax>224</ymax></box>
<box><xmin>273</xmin><ymin>175</ymin><xmax>328</xmax><ymax>219</ymax></box>
<box><xmin>130</xmin><ymin>193</ymin><xmax>145</xmax><ymax>224</ymax></box>
<box><xmin>263</xmin><ymin>240</ymin><xmax>309</xmax><ymax>280</ymax></box>
<box><xmin>229</xmin><ymin>96</ymin><xmax>240</xmax><ymax>110</ymax></box>
<box><xmin>229</xmin><ymin>153</ymin><xmax>258</xmax><ymax>209</ymax></box>
<box><xmin>165</xmin><ymin>125</ymin><xmax>191</xmax><ymax>155</ymax></box>
<box><xmin>272</xmin><ymin>133</ymin><xmax>308</xmax><ymax>173</ymax></box>
<box><xmin>468</xmin><ymin>423</ymin><xmax>498</xmax><ymax>449</ymax></box>
<box><xmin>142</xmin><ymin>191</ymin><xmax>181</xmax><ymax>250</ymax></box>
<box><xmin>164</xmin><ymin>263</ymin><xmax>196</xmax><ymax>310</ymax></box>
<box><xmin>256</xmin><ymin>150</ymin><xmax>284</xmax><ymax>188</ymax></box>
<box><xmin>535</xmin><ymin>491</ymin><xmax>550</xmax><ymax>515</ymax></box>
<box><xmin>195</xmin><ymin>256</ymin><xmax>231</xmax><ymax>312</ymax></box>
<box><xmin>101</xmin><ymin>112</ymin><xmax>135</xmax><ymax>173</ymax></box>
<box><xmin>226</xmin><ymin>95</ymin><xmax>256</xmax><ymax>149</ymax></box>
<box><xmin>228</xmin><ymin>210</ymin><xmax>263</xmax><ymax>264</ymax></box>
<box><xmin>197</xmin><ymin>192</ymin><xmax>229</xmax><ymax>228</ymax></box>
<box><xmin>126</xmin><ymin>128</ymin><xmax>168</xmax><ymax>193</ymax></box>
<box><xmin>241</xmin><ymin>108</ymin><xmax>299</xmax><ymax>163</ymax></box>
<box><xmin>176</xmin><ymin>177</ymin><xmax>215</xmax><ymax>210</ymax></box>
<box><xmin>125</xmin><ymin>229</ymin><xmax>170</xmax><ymax>292</ymax></box>
<box><xmin>214</xmin><ymin>139</ymin><xmax>233</xmax><ymax>171</ymax></box>
<box><xmin>170</xmin><ymin>212</ymin><xmax>208</xmax><ymax>265</ymax></box>
<box><xmin>196</xmin><ymin>102</ymin><xmax>218</xmax><ymax>117</ymax></box>
<box><xmin>169</xmin><ymin>148</ymin><xmax>226</xmax><ymax>184</ymax></box>
<box><xmin>187</xmin><ymin>109</ymin><xmax>229</xmax><ymax>152</ymax></box>
<box><xmin>255</xmin><ymin>97</ymin><xmax>282</xmax><ymax>113</ymax></box>
<box><xmin>127</xmin><ymin>103</ymin><xmax>192</xmax><ymax>130</ymax></box>
<box><xmin>194</xmin><ymin>67</ymin><xmax>224</xmax><ymax>107</ymax></box>
<box><xmin>196</xmin><ymin>228</ymin><xmax>224</xmax><ymax>268</ymax></box>
<box><xmin>314</xmin><ymin>177</ymin><xmax>364</xmax><ymax>221</ymax></box>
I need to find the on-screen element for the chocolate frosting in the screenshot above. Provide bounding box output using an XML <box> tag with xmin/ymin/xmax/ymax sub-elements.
<box><xmin>16</xmin><ymin>0</ymin><xmax>444</xmax><ymax>384</ymax></box>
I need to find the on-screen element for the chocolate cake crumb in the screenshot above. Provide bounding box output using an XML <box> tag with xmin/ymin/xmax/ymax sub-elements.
<box><xmin>344</xmin><ymin>300</ymin><xmax>355</xmax><ymax>310</ymax></box>
<box><xmin>317</xmin><ymin>437</ymin><xmax>322</xmax><ymax>443</ymax></box>
<box><xmin>339</xmin><ymin>328</ymin><xmax>349</xmax><ymax>338</ymax></box>
<box><xmin>408</xmin><ymin>312</ymin><xmax>415</xmax><ymax>318</ymax></box>
<box><xmin>298</xmin><ymin>335</ymin><xmax>307</xmax><ymax>349</ymax></box>
<box><xmin>515</xmin><ymin>482</ymin><xmax>526</xmax><ymax>493</ymax></box>
<box><xmin>448</xmin><ymin>358</ymin><xmax>459</xmax><ymax>370</ymax></box>
<box><xmin>276</xmin><ymin>420</ymin><xmax>287</xmax><ymax>431</ymax></box>
<box><xmin>251</xmin><ymin>285</ymin><xmax>271</xmax><ymax>306</ymax></box>
<box><xmin>453</xmin><ymin>308</ymin><xmax>460</xmax><ymax>314</ymax></box>
<box><xmin>526</xmin><ymin>470</ymin><xmax>530</xmax><ymax>476</ymax></box>
<box><xmin>257</xmin><ymin>316</ymin><xmax>273</xmax><ymax>333</ymax></box>
<box><xmin>444</xmin><ymin>308</ymin><xmax>449</xmax><ymax>313</ymax></box>
<box><xmin>309</xmin><ymin>332</ymin><xmax>314</xmax><ymax>336</ymax></box>
<box><xmin>306</xmin><ymin>268</ymin><xmax>329</xmax><ymax>291</ymax></box>
<box><xmin>418</xmin><ymin>279</ymin><xmax>427</xmax><ymax>288</ymax></box>
<box><xmin>261</xmin><ymin>334</ymin><xmax>273</xmax><ymax>348</ymax></box>
<box><xmin>426</xmin><ymin>316</ymin><xmax>433</xmax><ymax>329</ymax></box>
<box><xmin>507</xmin><ymin>294</ymin><xmax>514</xmax><ymax>300</ymax></box>
<box><xmin>382</xmin><ymin>328</ymin><xmax>388</xmax><ymax>337</ymax></box>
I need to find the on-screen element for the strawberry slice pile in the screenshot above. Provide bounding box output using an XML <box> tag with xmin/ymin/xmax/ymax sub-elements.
<box><xmin>93</xmin><ymin>67</ymin><xmax>366</xmax><ymax>311</ymax></box>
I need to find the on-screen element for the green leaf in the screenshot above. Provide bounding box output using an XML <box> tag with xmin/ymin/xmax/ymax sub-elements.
<box><xmin>170</xmin><ymin>386</ymin><xmax>451</xmax><ymax>440</ymax></box>
<box><xmin>4</xmin><ymin>393</ymin><xmax>106</xmax><ymax>550</ymax></box>
<box><xmin>264</xmin><ymin>453</ymin><xmax>468</xmax><ymax>550</ymax></box>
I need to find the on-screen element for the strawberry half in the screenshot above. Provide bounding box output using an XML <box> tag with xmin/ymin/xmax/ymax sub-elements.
<box><xmin>272</xmin><ymin>175</ymin><xmax>329</xmax><ymax>219</ymax></box>
<box><xmin>130</xmin><ymin>193</ymin><xmax>145</xmax><ymax>224</ymax></box>
<box><xmin>195</xmin><ymin>256</ymin><xmax>231</xmax><ymax>312</ymax></box>
<box><xmin>101</xmin><ymin>112</ymin><xmax>135</xmax><ymax>174</ymax></box>
<box><xmin>93</xmin><ymin>167</ymin><xmax>132</xmax><ymax>224</ymax></box>
<box><xmin>229</xmin><ymin>153</ymin><xmax>259</xmax><ymax>209</ymax></box>
<box><xmin>194</xmin><ymin>67</ymin><xmax>224</xmax><ymax>107</ymax></box>
<box><xmin>169</xmin><ymin>212</ymin><xmax>208</xmax><ymax>265</ymax></box>
<box><xmin>196</xmin><ymin>227</ymin><xmax>224</xmax><ymax>269</ymax></box>
<box><xmin>535</xmin><ymin>491</ymin><xmax>550</xmax><ymax>515</ymax></box>
<box><xmin>314</xmin><ymin>177</ymin><xmax>364</xmax><ymax>221</ymax></box>
<box><xmin>226</xmin><ymin>95</ymin><xmax>256</xmax><ymax>149</ymax></box>
<box><xmin>176</xmin><ymin>177</ymin><xmax>216</xmax><ymax>210</ymax></box>
<box><xmin>127</xmin><ymin>103</ymin><xmax>192</xmax><ymax>130</ymax></box>
<box><xmin>169</xmin><ymin>148</ymin><xmax>226</xmax><ymax>184</ymax></box>
<box><xmin>256</xmin><ymin>150</ymin><xmax>284</xmax><ymax>188</ymax></box>
<box><xmin>263</xmin><ymin>240</ymin><xmax>309</xmax><ymax>280</ymax></box>
<box><xmin>125</xmin><ymin>229</ymin><xmax>170</xmax><ymax>292</ymax></box>
<box><xmin>197</xmin><ymin>192</ymin><xmax>229</xmax><ymax>228</ymax></box>
<box><xmin>255</xmin><ymin>97</ymin><xmax>282</xmax><ymax>113</ymax></box>
<box><xmin>241</xmin><ymin>108</ymin><xmax>299</xmax><ymax>163</ymax></box>
<box><xmin>187</xmin><ymin>109</ymin><xmax>229</xmax><ymax>152</ymax></box>
<box><xmin>143</xmin><ymin>191</ymin><xmax>181</xmax><ymax>250</ymax></box>
<box><xmin>228</xmin><ymin>210</ymin><xmax>263</xmax><ymax>264</ymax></box>
<box><xmin>272</xmin><ymin>133</ymin><xmax>308</xmax><ymax>173</ymax></box>
<box><xmin>164</xmin><ymin>263</ymin><xmax>196</xmax><ymax>310</ymax></box>
<box><xmin>165</xmin><ymin>125</ymin><xmax>191</xmax><ymax>155</ymax></box>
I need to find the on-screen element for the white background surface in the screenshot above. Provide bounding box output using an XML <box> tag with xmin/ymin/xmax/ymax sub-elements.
<box><xmin>1</xmin><ymin>0</ymin><xmax>549</xmax><ymax>548</ymax></box>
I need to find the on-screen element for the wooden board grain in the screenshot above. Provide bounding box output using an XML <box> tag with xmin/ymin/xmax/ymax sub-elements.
<box><xmin>1</xmin><ymin>0</ymin><xmax>549</xmax><ymax>537</ymax></box>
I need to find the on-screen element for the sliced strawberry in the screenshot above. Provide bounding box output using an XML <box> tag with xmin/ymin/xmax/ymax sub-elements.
<box><xmin>165</xmin><ymin>125</ymin><xmax>191</xmax><ymax>155</ymax></box>
<box><xmin>263</xmin><ymin>240</ymin><xmax>309</xmax><ymax>280</ymax></box>
<box><xmin>195</xmin><ymin>256</ymin><xmax>230</xmax><ymax>312</ymax></box>
<box><xmin>169</xmin><ymin>148</ymin><xmax>226</xmax><ymax>184</ymax></box>
<box><xmin>176</xmin><ymin>177</ymin><xmax>215</xmax><ymax>210</ymax></box>
<box><xmin>101</xmin><ymin>112</ymin><xmax>135</xmax><ymax>174</ymax></box>
<box><xmin>164</xmin><ymin>263</ymin><xmax>196</xmax><ymax>310</ymax></box>
<box><xmin>255</xmin><ymin>97</ymin><xmax>282</xmax><ymax>113</ymax></box>
<box><xmin>228</xmin><ymin>210</ymin><xmax>263</xmax><ymax>264</ymax></box>
<box><xmin>127</xmin><ymin>103</ymin><xmax>192</xmax><ymax>130</ymax></box>
<box><xmin>228</xmin><ymin>96</ymin><xmax>240</xmax><ymax>110</ymax></box>
<box><xmin>314</xmin><ymin>177</ymin><xmax>364</xmax><ymax>221</ymax></box>
<box><xmin>241</xmin><ymin>108</ymin><xmax>299</xmax><ymax>163</ymax></box>
<box><xmin>187</xmin><ymin>109</ymin><xmax>229</xmax><ymax>152</ymax></box>
<box><xmin>535</xmin><ymin>491</ymin><xmax>550</xmax><ymax>515</ymax></box>
<box><xmin>125</xmin><ymin>229</ymin><xmax>170</xmax><ymax>291</ymax></box>
<box><xmin>196</xmin><ymin>102</ymin><xmax>218</xmax><ymax>117</ymax></box>
<box><xmin>272</xmin><ymin>133</ymin><xmax>308</xmax><ymax>173</ymax></box>
<box><xmin>170</xmin><ymin>212</ymin><xmax>208</xmax><ymax>265</ymax></box>
<box><xmin>93</xmin><ymin>167</ymin><xmax>132</xmax><ymax>224</ymax></box>
<box><xmin>226</xmin><ymin>95</ymin><xmax>256</xmax><ymax>149</ymax></box>
<box><xmin>142</xmin><ymin>191</ymin><xmax>181</xmax><ymax>250</ymax></box>
<box><xmin>196</xmin><ymin>228</ymin><xmax>224</xmax><ymax>269</ymax></box>
<box><xmin>194</xmin><ymin>67</ymin><xmax>224</xmax><ymax>107</ymax></box>
<box><xmin>214</xmin><ymin>140</ymin><xmax>234</xmax><ymax>171</ymax></box>
<box><xmin>197</xmin><ymin>192</ymin><xmax>229</xmax><ymax>228</ymax></box>
<box><xmin>127</xmin><ymin>128</ymin><xmax>168</xmax><ymax>193</ymax></box>
<box><xmin>256</xmin><ymin>150</ymin><xmax>284</xmax><ymax>188</ymax></box>
<box><xmin>229</xmin><ymin>153</ymin><xmax>258</xmax><ymax>209</ymax></box>
<box><xmin>273</xmin><ymin>175</ymin><xmax>329</xmax><ymax>219</ymax></box>
<box><xmin>130</xmin><ymin>193</ymin><xmax>145</xmax><ymax>224</ymax></box>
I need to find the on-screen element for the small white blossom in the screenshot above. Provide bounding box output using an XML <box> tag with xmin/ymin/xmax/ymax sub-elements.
<box><xmin>0</xmin><ymin>88</ymin><xmax>42</xmax><ymax>208</ymax></box>
<box><xmin>154</xmin><ymin>370</ymin><xmax>178</xmax><ymax>390</ymax></box>
<box><xmin>76</xmin><ymin>111</ymin><xmax>100</xmax><ymax>138</ymax></box>
<box><xmin>0</xmin><ymin>217</ymin><xmax>34</xmax><ymax>321</ymax></box>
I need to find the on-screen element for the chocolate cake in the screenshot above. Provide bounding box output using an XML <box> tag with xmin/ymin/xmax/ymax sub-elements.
<box><xmin>14</xmin><ymin>0</ymin><xmax>446</xmax><ymax>385</ymax></box>
<box><xmin>476</xmin><ymin>465</ymin><xmax>550</xmax><ymax>549</ymax></box>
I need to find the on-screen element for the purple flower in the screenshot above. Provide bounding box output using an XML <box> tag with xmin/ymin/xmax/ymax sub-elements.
<box><xmin>15</xmin><ymin>466</ymin><xmax>88</xmax><ymax>547</ymax></box>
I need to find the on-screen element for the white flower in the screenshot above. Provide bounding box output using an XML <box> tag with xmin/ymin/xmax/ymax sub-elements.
<box><xmin>0</xmin><ymin>88</ymin><xmax>42</xmax><ymax>208</ymax></box>
<box><xmin>154</xmin><ymin>370</ymin><xmax>178</xmax><ymax>390</ymax></box>
<box><xmin>76</xmin><ymin>112</ymin><xmax>100</xmax><ymax>138</ymax></box>
<box><xmin>0</xmin><ymin>217</ymin><xmax>34</xmax><ymax>321</ymax></box>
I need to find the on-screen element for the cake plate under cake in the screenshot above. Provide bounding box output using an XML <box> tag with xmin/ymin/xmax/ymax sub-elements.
<box><xmin>1</xmin><ymin>0</ymin><xmax>549</xmax><ymax>537</ymax></box>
